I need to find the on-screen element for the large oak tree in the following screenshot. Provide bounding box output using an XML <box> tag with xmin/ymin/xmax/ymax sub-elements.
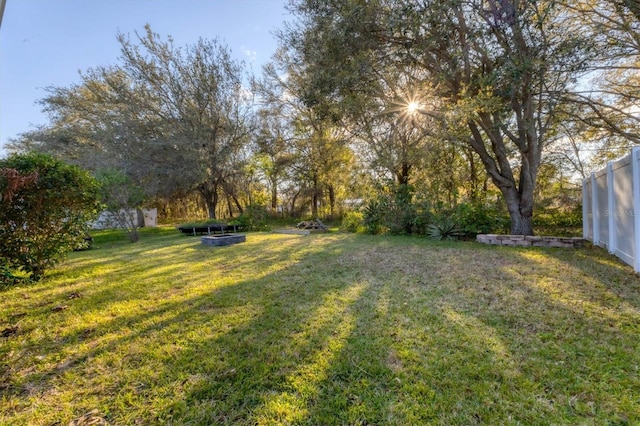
<box><xmin>12</xmin><ymin>26</ymin><xmax>253</xmax><ymax>219</ymax></box>
<box><xmin>284</xmin><ymin>0</ymin><xmax>592</xmax><ymax>234</ymax></box>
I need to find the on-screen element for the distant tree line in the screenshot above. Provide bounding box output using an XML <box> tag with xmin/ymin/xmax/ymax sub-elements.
<box><xmin>7</xmin><ymin>1</ymin><xmax>640</xmax><ymax>236</ymax></box>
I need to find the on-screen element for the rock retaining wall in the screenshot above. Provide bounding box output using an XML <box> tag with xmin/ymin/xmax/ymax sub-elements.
<box><xmin>477</xmin><ymin>234</ymin><xmax>586</xmax><ymax>248</ymax></box>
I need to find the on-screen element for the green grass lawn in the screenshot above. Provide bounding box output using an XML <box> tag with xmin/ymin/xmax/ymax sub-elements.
<box><xmin>1</xmin><ymin>227</ymin><xmax>639</xmax><ymax>425</ymax></box>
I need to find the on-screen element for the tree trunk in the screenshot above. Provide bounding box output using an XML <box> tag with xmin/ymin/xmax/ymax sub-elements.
<box><xmin>290</xmin><ymin>189</ymin><xmax>301</xmax><ymax>217</ymax></box>
<box><xmin>396</xmin><ymin>162</ymin><xmax>411</xmax><ymax>186</ymax></box>
<box><xmin>464</xmin><ymin>147</ymin><xmax>479</xmax><ymax>202</ymax></box>
<box><xmin>226</xmin><ymin>196</ymin><xmax>234</xmax><ymax>218</ymax></box>
<box><xmin>207</xmin><ymin>192</ymin><xmax>218</xmax><ymax>219</ymax></box>
<box><xmin>510</xmin><ymin>211</ymin><xmax>533</xmax><ymax>236</ymax></box>
<box><xmin>312</xmin><ymin>175</ymin><xmax>319</xmax><ymax>219</ymax></box>
<box><xmin>467</xmin><ymin>121</ymin><xmax>537</xmax><ymax>236</ymax></box>
<box><xmin>231</xmin><ymin>192</ymin><xmax>243</xmax><ymax>215</ymax></box>
<box><xmin>502</xmin><ymin>184</ymin><xmax>535</xmax><ymax>235</ymax></box>
<box><xmin>312</xmin><ymin>192</ymin><xmax>319</xmax><ymax>218</ymax></box>
<box><xmin>328</xmin><ymin>184</ymin><xmax>336</xmax><ymax>217</ymax></box>
<box><xmin>198</xmin><ymin>184</ymin><xmax>219</xmax><ymax>219</ymax></box>
<box><xmin>270</xmin><ymin>177</ymin><xmax>278</xmax><ymax>210</ymax></box>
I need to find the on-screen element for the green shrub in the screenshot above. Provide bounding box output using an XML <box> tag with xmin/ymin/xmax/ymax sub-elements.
<box><xmin>426</xmin><ymin>217</ymin><xmax>465</xmax><ymax>241</ymax></box>
<box><xmin>362</xmin><ymin>199</ymin><xmax>385</xmax><ymax>235</ymax></box>
<box><xmin>230</xmin><ymin>205</ymin><xmax>270</xmax><ymax>231</ymax></box>
<box><xmin>533</xmin><ymin>209</ymin><xmax>582</xmax><ymax>228</ymax></box>
<box><xmin>361</xmin><ymin>195</ymin><xmax>505</xmax><ymax>238</ymax></box>
<box><xmin>341</xmin><ymin>211</ymin><xmax>365</xmax><ymax>233</ymax></box>
<box><xmin>450</xmin><ymin>202</ymin><xmax>509</xmax><ymax>237</ymax></box>
<box><xmin>385</xmin><ymin>185</ymin><xmax>417</xmax><ymax>235</ymax></box>
<box><xmin>362</xmin><ymin>185</ymin><xmax>422</xmax><ymax>235</ymax></box>
<box><xmin>410</xmin><ymin>198</ymin><xmax>434</xmax><ymax>235</ymax></box>
<box><xmin>385</xmin><ymin>200</ymin><xmax>417</xmax><ymax>235</ymax></box>
<box><xmin>0</xmin><ymin>153</ymin><xmax>101</xmax><ymax>281</ymax></box>
<box><xmin>533</xmin><ymin>207</ymin><xmax>583</xmax><ymax>237</ymax></box>
<box><xmin>0</xmin><ymin>263</ymin><xmax>22</xmax><ymax>288</ymax></box>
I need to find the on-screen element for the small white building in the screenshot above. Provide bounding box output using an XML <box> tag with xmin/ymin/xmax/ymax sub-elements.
<box><xmin>91</xmin><ymin>208</ymin><xmax>157</xmax><ymax>229</ymax></box>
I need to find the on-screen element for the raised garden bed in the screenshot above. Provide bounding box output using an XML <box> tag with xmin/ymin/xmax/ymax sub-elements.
<box><xmin>201</xmin><ymin>234</ymin><xmax>246</xmax><ymax>247</ymax></box>
<box><xmin>177</xmin><ymin>223</ymin><xmax>239</xmax><ymax>236</ymax></box>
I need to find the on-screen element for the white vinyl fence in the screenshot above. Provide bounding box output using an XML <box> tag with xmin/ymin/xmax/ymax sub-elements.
<box><xmin>583</xmin><ymin>147</ymin><xmax>640</xmax><ymax>273</ymax></box>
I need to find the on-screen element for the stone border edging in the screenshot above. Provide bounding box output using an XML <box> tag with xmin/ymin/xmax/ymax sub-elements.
<box><xmin>477</xmin><ymin>234</ymin><xmax>586</xmax><ymax>248</ymax></box>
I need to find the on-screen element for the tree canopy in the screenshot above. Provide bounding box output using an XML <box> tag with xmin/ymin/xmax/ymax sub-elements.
<box><xmin>281</xmin><ymin>0</ymin><xmax>594</xmax><ymax>235</ymax></box>
<box><xmin>15</xmin><ymin>25</ymin><xmax>253</xmax><ymax>219</ymax></box>
<box><xmin>6</xmin><ymin>5</ymin><xmax>639</xmax><ymax>235</ymax></box>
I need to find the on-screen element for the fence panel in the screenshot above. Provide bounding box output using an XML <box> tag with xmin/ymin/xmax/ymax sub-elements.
<box><xmin>584</xmin><ymin>147</ymin><xmax>640</xmax><ymax>273</ymax></box>
<box><xmin>594</xmin><ymin>168</ymin><xmax>610</xmax><ymax>248</ymax></box>
<box><xmin>612</xmin><ymin>156</ymin><xmax>634</xmax><ymax>265</ymax></box>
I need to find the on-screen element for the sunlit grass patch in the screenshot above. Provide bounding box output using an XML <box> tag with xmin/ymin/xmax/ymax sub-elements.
<box><xmin>1</xmin><ymin>228</ymin><xmax>639</xmax><ymax>424</ymax></box>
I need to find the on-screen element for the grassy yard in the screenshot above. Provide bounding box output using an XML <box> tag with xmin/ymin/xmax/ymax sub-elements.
<box><xmin>1</xmin><ymin>228</ymin><xmax>639</xmax><ymax>425</ymax></box>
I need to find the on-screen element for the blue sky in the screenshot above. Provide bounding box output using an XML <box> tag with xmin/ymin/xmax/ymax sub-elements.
<box><xmin>0</xmin><ymin>0</ymin><xmax>290</xmax><ymax>152</ymax></box>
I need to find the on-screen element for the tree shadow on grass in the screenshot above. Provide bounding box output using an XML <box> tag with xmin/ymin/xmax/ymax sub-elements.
<box><xmin>0</xmin><ymin>233</ymin><xmax>357</xmax><ymax>424</ymax></box>
<box><xmin>3</xmin><ymin>232</ymin><xmax>310</xmax><ymax>322</ymax></box>
<box><xmin>3</xmin><ymin>235</ymin><xmax>640</xmax><ymax>424</ymax></box>
<box><xmin>157</xmin><ymin>238</ymin><xmax>640</xmax><ymax>425</ymax></box>
<box><xmin>166</xmin><ymin>265</ymin><xmax>390</xmax><ymax>424</ymax></box>
<box><xmin>421</xmin><ymin>243</ymin><xmax>640</xmax><ymax>424</ymax></box>
<box><xmin>540</xmin><ymin>243</ymin><xmax>640</xmax><ymax>311</ymax></box>
<box><xmin>219</xmin><ymin>241</ymin><xmax>639</xmax><ymax>424</ymax></box>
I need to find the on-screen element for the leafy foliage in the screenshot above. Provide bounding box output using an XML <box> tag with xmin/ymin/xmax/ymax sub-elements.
<box><xmin>5</xmin><ymin>9</ymin><xmax>612</xmax><ymax>229</ymax></box>
<box><xmin>94</xmin><ymin>169</ymin><xmax>146</xmax><ymax>243</ymax></box>
<box><xmin>533</xmin><ymin>206</ymin><xmax>583</xmax><ymax>237</ymax></box>
<box><xmin>426</xmin><ymin>217</ymin><xmax>465</xmax><ymax>241</ymax></box>
<box><xmin>0</xmin><ymin>167</ymin><xmax>39</xmax><ymax>202</ymax></box>
<box><xmin>561</xmin><ymin>0</ymin><xmax>640</xmax><ymax>146</ymax></box>
<box><xmin>285</xmin><ymin>0</ymin><xmax>593</xmax><ymax>235</ymax></box>
<box><xmin>14</xmin><ymin>25</ymin><xmax>252</xmax><ymax>220</ymax></box>
<box><xmin>534</xmin><ymin>209</ymin><xmax>583</xmax><ymax>228</ymax></box>
<box><xmin>340</xmin><ymin>211</ymin><xmax>364</xmax><ymax>233</ymax></box>
<box><xmin>362</xmin><ymin>196</ymin><xmax>505</xmax><ymax>239</ymax></box>
<box><xmin>362</xmin><ymin>199</ymin><xmax>385</xmax><ymax>235</ymax></box>
<box><xmin>383</xmin><ymin>185</ymin><xmax>417</xmax><ymax>235</ymax></box>
<box><xmin>0</xmin><ymin>152</ymin><xmax>100</xmax><ymax>281</ymax></box>
<box><xmin>361</xmin><ymin>186</ymin><xmax>413</xmax><ymax>235</ymax></box>
<box><xmin>177</xmin><ymin>219</ymin><xmax>227</xmax><ymax>228</ymax></box>
<box><xmin>230</xmin><ymin>204</ymin><xmax>270</xmax><ymax>231</ymax></box>
<box><xmin>450</xmin><ymin>202</ymin><xmax>509</xmax><ymax>238</ymax></box>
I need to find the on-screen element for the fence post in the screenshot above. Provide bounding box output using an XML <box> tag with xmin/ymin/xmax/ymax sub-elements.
<box><xmin>591</xmin><ymin>172</ymin><xmax>599</xmax><ymax>245</ymax></box>
<box><xmin>607</xmin><ymin>162</ymin><xmax>616</xmax><ymax>253</ymax></box>
<box><xmin>633</xmin><ymin>147</ymin><xmax>640</xmax><ymax>272</ymax></box>
<box><xmin>582</xmin><ymin>178</ymin><xmax>589</xmax><ymax>239</ymax></box>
